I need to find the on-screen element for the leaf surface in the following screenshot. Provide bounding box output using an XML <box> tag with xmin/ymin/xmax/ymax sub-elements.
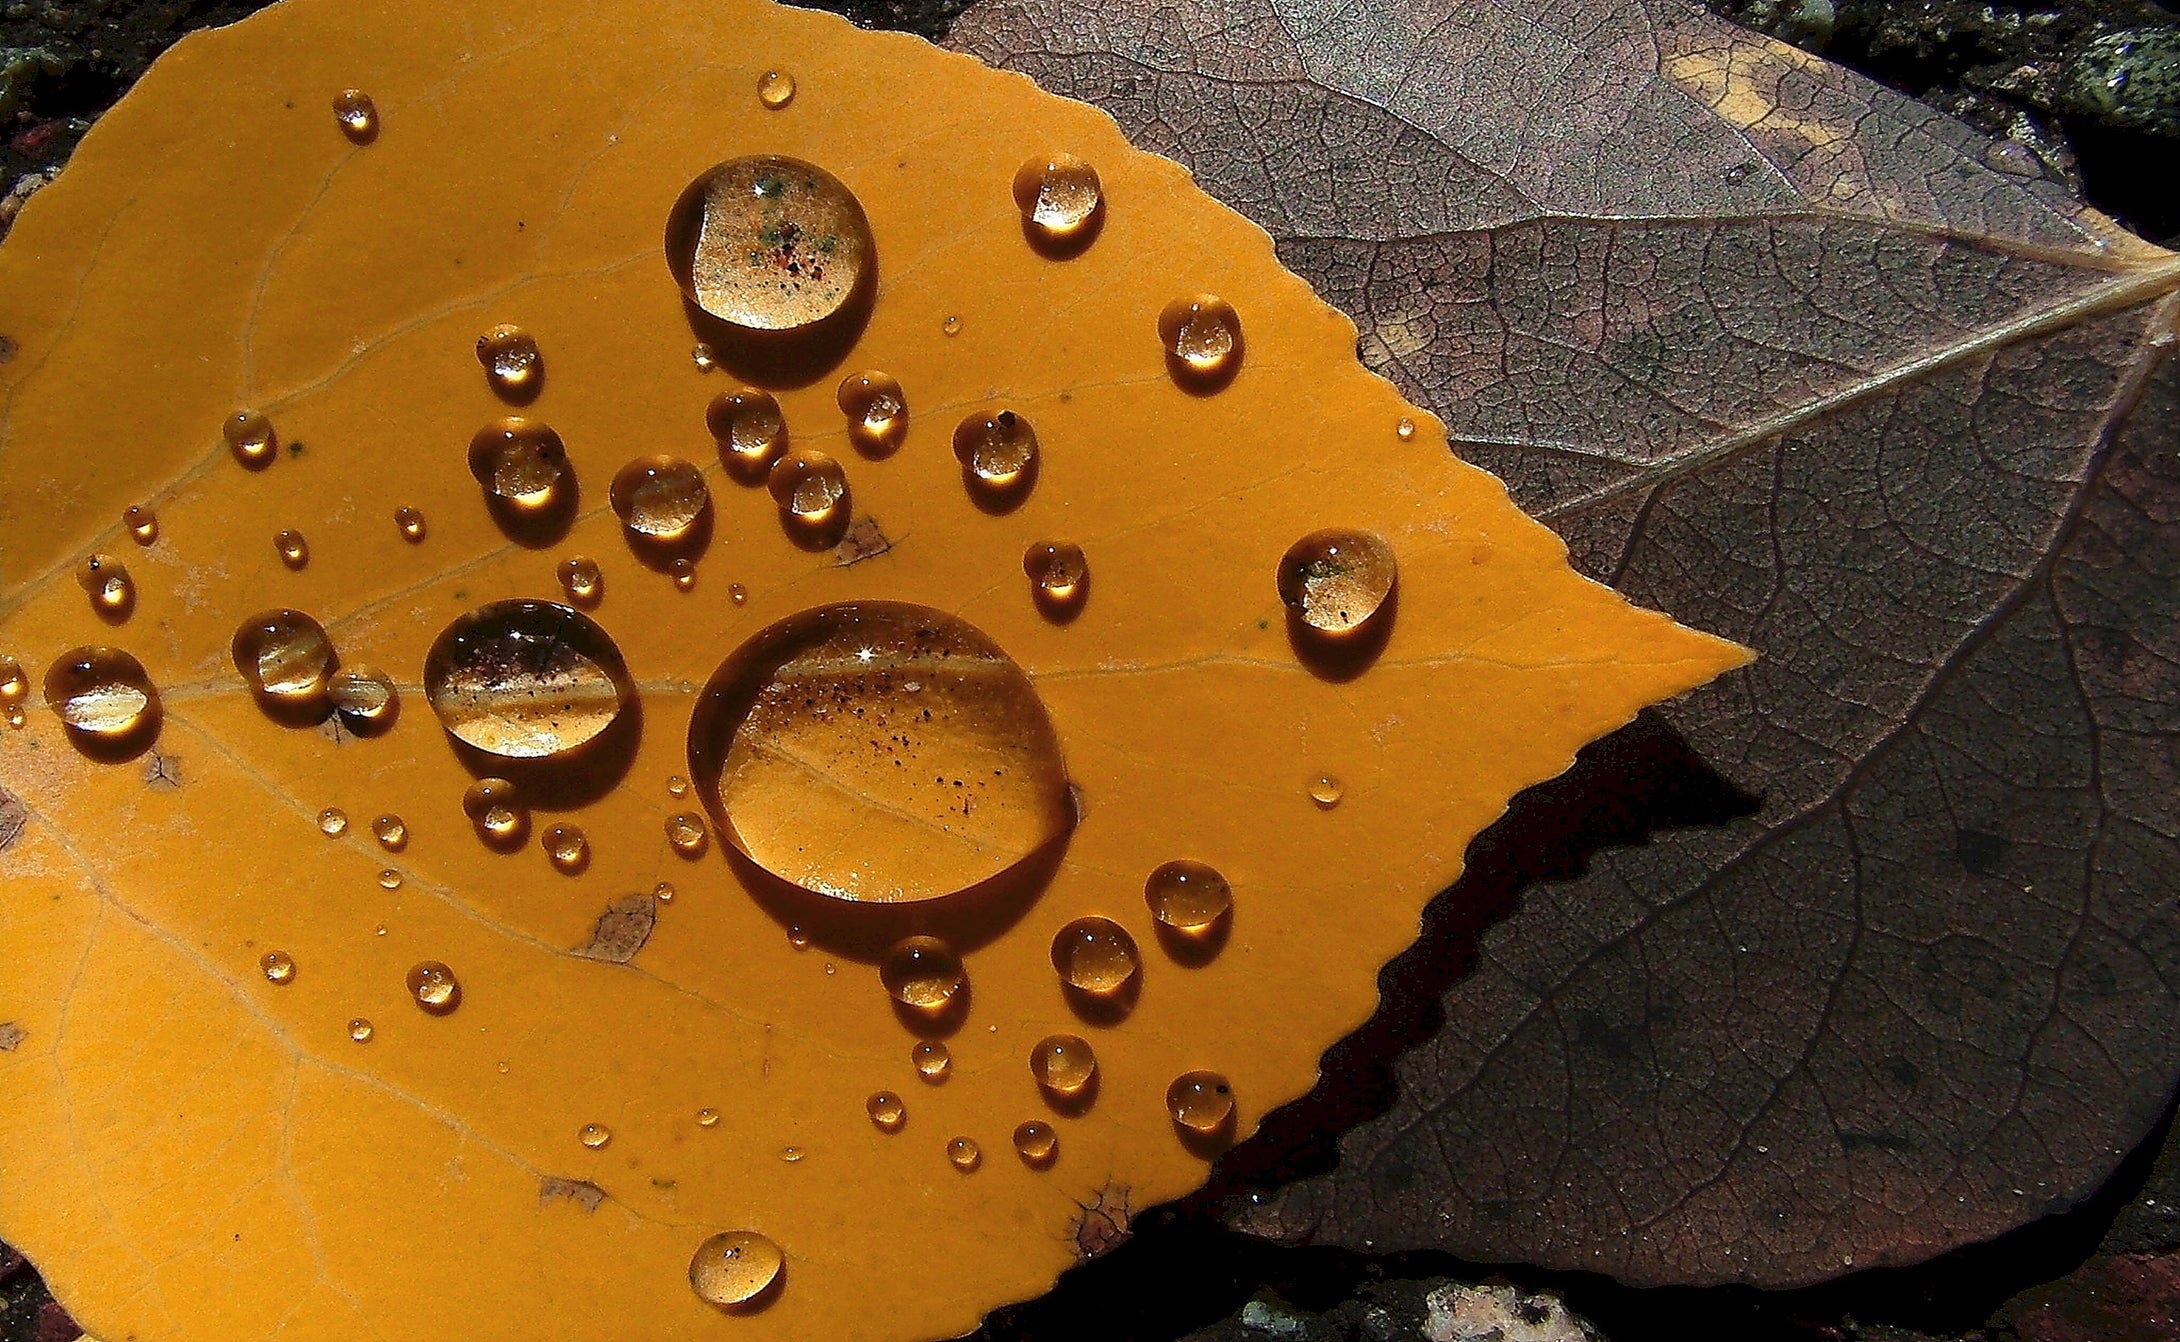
<box><xmin>950</xmin><ymin>0</ymin><xmax>2180</xmax><ymax>1289</ymax></box>
<box><xmin>0</xmin><ymin>0</ymin><xmax>1738</xmax><ymax>1336</ymax></box>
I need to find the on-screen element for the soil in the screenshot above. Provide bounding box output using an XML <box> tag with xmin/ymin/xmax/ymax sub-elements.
<box><xmin>4</xmin><ymin>2</ymin><xmax>2180</xmax><ymax>1340</ymax></box>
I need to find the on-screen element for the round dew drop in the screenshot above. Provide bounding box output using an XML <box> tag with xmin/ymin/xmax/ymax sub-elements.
<box><xmin>666</xmin><ymin>811</ymin><xmax>708</xmax><ymax>856</ymax></box>
<box><xmin>941</xmin><ymin>315</ymin><xmax>962</xmax><ymax>337</ymax></box>
<box><xmin>124</xmin><ymin>505</ymin><xmax>158</xmax><ymax>544</ymax></box>
<box><xmin>578</xmin><ymin>1123</ymin><xmax>612</xmax><ymax>1150</ymax></box>
<box><xmin>866</xmin><ymin>1091</ymin><xmax>906</xmax><ymax>1132</ymax></box>
<box><xmin>395</xmin><ymin>506</ymin><xmax>427</xmax><ymax>541</ymax></box>
<box><xmin>544</xmin><ymin>824</ymin><xmax>590</xmax><ymax>872</ymax></box>
<box><xmin>1013</xmin><ymin>1120</ymin><xmax>1059</xmax><ymax>1167</ymax></box>
<box><xmin>557</xmin><ymin>556</ymin><xmax>602</xmax><ymax>606</ymax></box>
<box><xmin>1277</xmin><ymin>529</ymin><xmax>1397</xmax><ymax>635</ymax></box>
<box><xmin>0</xmin><ymin>655</ymin><xmax>27</xmax><ymax>707</ymax></box>
<box><xmin>708</xmin><ymin>388</ymin><xmax>789</xmax><ymax>475</ymax></box>
<box><xmin>757</xmin><ymin>68</ymin><xmax>796</xmax><ymax>109</ymax></box>
<box><xmin>1166</xmin><ymin>1070</ymin><xmax>1235</xmax><ymax>1135</ymax></box>
<box><xmin>260</xmin><ymin>951</ymin><xmax>296</xmax><ymax>985</ymax></box>
<box><xmin>671</xmin><ymin>558</ymin><xmax>698</xmax><ymax>592</ymax></box>
<box><xmin>1029</xmin><ymin>1033</ymin><xmax>1097</xmax><ymax>1097</ymax></box>
<box><xmin>348</xmin><ymin>1018</ymin><xmax>375</xmax><ymax>1043</ymax></box>
<box><xmin>1158</xmin><ymin>294</ymin><xmax>1243</xmax><ymax>383</ymax></box>
<box><xmin>317</xmin><ymin>807</ymin><xmax>349</xmax><ymax>837</ymax></box>
<box><xmin>467</xmin><ymin>417</ymin><xmax>568</xmax><ymax>511</ymax></box>
<box><xmin>232</xmin><ymin>609</ymin><xmax>334</xmax><ymax>707</ymax></box>
<box><xmin>1308</xmin><ymin>774</ymin><xmax>1344</xmax><ymax>808</ymax></box>
<box><xmin>223</xmin><ymin>410</ymin><xmax>277</xmax><ymax>465</ymax></box>
<box><xmin>1022</xmin><ymin>541</ymin><xmax>1087</xmax><ymax>612</ymax></box>
<box><xmin>331</xmin><ymin>88</ymin><xmax>377</xmax><ymax>142</ymax></box>
<box><xmin>1145</xmin><ymin>859</ymin><xmax>1232</xmax><ymax>933</ymax></box>
<box><xmin>653</xmin><ymin>881</ymin><xmax>677</xmax><ymax>904</ymax></box>
<box><xmin>1051</xmin><ymin>916</ymin><xmax>1141</xmax><ymax>996</ymax></box>
<box><xmin>697</xmin><ymin>1107</ymin><xmax>722</xmax><ymax>1128</ymax></box>
<box><xmin>946</xmin><ymin>1137</ymin><xmax>982</xmax><ymax>1172</ymax></box>
<box><xmin>1396</xmin><ymin>416</ymin><xmax>1417</xmax><ymax>442</ymax></box>
<box><xmin>667</xmin><ymin>773</ymin><xmax>690</xmax><ymax>798</ymax></box>
<box><xmin>767</xmin><ymin>448</ymin><xmax>847</xmax><ymax>521</ymax></box>
<box><xmin>43</xmin><ymin>646</ymin><xmax>159</xmax><ymax>739</ymax></box>
<box><xmin>689</xmin><ymin>1230</ymin><xmax>784</xmax><ymax>1309</ymax></box>
<box><xmin>423</xmin><ymin>600</ymin><xmax>632</xmax><ymax>760</ymax></box>
<box><xmin>371</xmin><ymin>814</ymin><xmax>408</xmax><ymax>851</ymax></box>
<box><xmin>463</xmin><ymin>777</ymin><xmax>526</xmax><ymax>844</ymax></box>
<box><xmin>406</xmin><ymin>961</ymin><xmax>461</xmax><ymax>1015</ymax></box>
<box><xmin>609</xmin><ymin>455</ymin><xmax>710</xmax><ymax>539</ymax></box>
<box><xmin>729</xmin><ymin>582</ymin><xmax>749</xmax><ymax>607</ymax></box>
<box><xmin>76</xmin><ymin>554</ymin><xmax>132</xmax><ymax>615</ymax></box>
<box><xmin>911</xmin><ymin>1040</ymin><xmax>951</xmax><ymax>1082</ymax></box>
<box><xmin>1011</xmin><ymin>153</ymin><xmax>1102</xmax><ymax>242</ymax></box>
<box><xmin>475</xmin><ymin>324</ymin><xmax>542</xmax><ymax>399</ymax></box>
<box><xmin>666</xmin><ymin>156</ymin><xmax>871</xmax><ymax>334</ymax></box>
<box><xmin>273</xmin><ymin>529</ymin><xmax>308</xmax><ymax>569</ymax></box>
<box><xmin>879</xmin><ymin>935</ymin><xmax>965</xmax><ymax>1011</ymax></box>
<box><xmin>377</xmin><ymin>868</ymin><xmax>404</xmax><ymax>890</ymax></box>
<box><xmin>328</xmin><ymin>666</ymin><xmax>398</xmax><ymax>728</ymax></box>
<box><xmin>952</xmin><ymin>410</ymin><xmax>1037</xmax><ymax>487</ymax></box>
<box><xmin>837</xmin><ymin>371</ymin><xmax>907</xmax><ymax>454</ymax></box>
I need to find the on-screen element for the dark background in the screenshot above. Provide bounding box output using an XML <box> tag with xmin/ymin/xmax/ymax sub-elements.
<box><xmin>4</xmin><ymin>2</ymin><xmax>2179</xmax><ymax>1339</ymax></box>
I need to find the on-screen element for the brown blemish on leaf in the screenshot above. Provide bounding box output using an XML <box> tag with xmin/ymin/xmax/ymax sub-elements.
<box><xmin>1071</xmin><ymin>1184</ymin><xmax>1132</xmax><ymax>1261</ymax></box>
<box><xmin>142</xmin><ymin>753</ymin><xmax>181</xmax><ymax>789</ymax></box>
<box><xmin>0</xmin><ymin>787</ymin><xmax>24</xmax><ymax>854</ymax></box>
<box><xmin>538</xmin><ymin>1177</ymin><xmax>606</xmax><ymax>1213</ymax></box>
<box><xmin>832</xmin><ymin>515</ymin><xmax>892</xmax><ymax>567</ymax></box>
<box><xmin>0</xmin><ymin>1023</ymin><xmax>26</xmax><ymax>1052</ymax></box>
<box><xmin>575</xmin><ymin>894</ymin><xmax>656</xmax><ymax>963</ymax></box>
<box><xmin>0</xmin><ymin>334</ymin><xmax>17</xmax><ymax>363</ymax></box>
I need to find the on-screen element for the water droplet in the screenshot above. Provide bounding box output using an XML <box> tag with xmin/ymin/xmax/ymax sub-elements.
<box><xmin>706</xmin><ymin>390</ymin><xmax>790</xmax><ymax>483</ymax></box>
<box><xmin>1157</xmin><ymin>294</ymin><xmax>1242</xmax><ymax>386</ymax></box>
<box><xmin>372</xmin><ymin>815</ymin><xmax>408</xmax><ymax>850</ymax></box>
<box><xmin>328</xmin><ymin>666</ymin><xmax>399</xmax><ymax>729</ymax></box>
<box><xmin>423</xmin><ymin>600</ymin><xmax>632</xmax><ymax>759</ymax></box>
<box><xmin>43</xmin><ymin>646</ymin><xmax>158</xmax><ymax>739</ymax></box>
<box><xmin>1029</xmin><ymin>1033</ymin><xmax>1097</xmax><ymax>1097</ymax></box>
<box><xmin>946</xmin><ymin>1136</ymin><xmax>982</xmax><ymax>1172</ymax></box>
<box><xmin>556</xmin><ymin>556</ymin><xmax>602</xmax><ymax>606</ymax></box>
<box><xmin>378</xmin><ymin>868</ymin><xmax>404</xmax><ymax>890</ymax></box>
<box><xmin>867</xmin><ymin>1091</ymin><xmax>906</xmax><ymax>1132</ymax></box>
<box><xmin>1011</xmin><ymin>153</ymin><xmax>1102</xmax><ymax>243</ymax></box>
<box><xmin>467</xmin><ymin>417</ymin><xmax>568</xmax><ymax>511</ymax></box>
<box><xmin>273</xmin><ymin>529</ymin><xmax>309</xmax><ymax>569</ymax></box>
<box><xmin>348</xmin><ymin>1017</ymin><xmax>375</xmax><ymax>1043</ymax></box>
<box><xmin>578</xmin><ymin>1122</ymin><xmax>612</xmax><ymax>1150</ymax></box>
<box><xmin>544</xmin><ymin>823</ymin><xmax>590</xmax><ymax>872</ymax></box>
<box><xmin>1395</xmin><ymin>417</ymin><xmax>1416</xmax><ymax>442</ymax></box>
<box><xmin>332</xmin><ymin>89</ymin><xmax>377</xmax><ymax>142</ymax></box>
<box><xmin>952</xmin><ymin>410</ymin><xmax>1037</xmax><ymax>491</ymax></box>
<box><xmin>757</xmin><ymin>68</ymin><xmax>796</xmax><ymax>109</ymax></box>
<box><xmin>1984</xmin><ymin>138</ymin><xmax>2043</xmax><ymax>176</ymax></box>
<box><xmin>1166</xmin><ymin>1070</ymin><xmax>1234</xmax><ymax>1134</ymax></box>
<box><xmin>1308</xmin><ymin>774</ymin><xmax>1343</xmax><ymax>808</ymax></box>
<box><xmin>666</xmin><ymin>156</ymin><xmax>872</xmax><ymax>335</ymax></box>
<box><xmin>1012</xmin><ymin>1120</ymin><xmax>1058</xmax><ymax>1167</ymax></box>
<box><xmin>1022</xmin><ymin>541</ymin><xmax>1087</xmax><ymax>615</ymax></box>
<box><xmin>692</xmin><ymin>342</ymin><xmax>719</xmax><ymax>373</ymax></box>
<box><xmin>912</xmin><ymin>1040</ymin><xmax>951</xmax><ymax>1082</ymax></box>
<box><xmin>261</xmin><ymin>950</ymin><xmax>296</xmax><ymax>985</ymax></box>
<box><xmin>766</xmin><ymin>447</ymin><xmax>846</xmax><ymax>522</ymax></box>
<box><xmin>231</xmin><ymin>610</ymin><xmax>334</xmax><ymax>707</ymax></box>
<box><xmin>395</xmin><ymin>506</ymin><xmax>427</xmax><ymax>541</ymax></box>
<box><xmin>837</xmin><ymin>371</ymin><xmax>907</xmax><ymax>455</ymax></box>
<box><xmin>1051</xmin><ymin>917</ymin><xmax>1140</xmax><ymax>996</ymax></box>
<box><xmin>463</xmin><ymin>777</ymin><xmax>527</xmax><ymax>845</ymax></box>
<box><xmin>697</xmin><ymin>1107</ymin><xmax>722</xmax><ymax>1128</ymax></box>
<box><xmin>687</xmin><ymin>603</ymin><xmax>1073</xmax><ymax>903</ymax></box>
<box><xmin>0</xmin><ymin>655</ymin><xmax>26</xmax><ymax>711</ymax></box>
<box><xmin>223</xmin><ymin>410</ymin><xmax>277</xmax><ymax>465</ymax></box>
<box><xmin>671</xmin><ymin>558</ymin><xmax>698</xmax><ymax>591</ymax></box>
<box><xmin>404</xmin><ymin>961</ymin><xmax>460</xmax><ymax>1015</ymax></box>
<box><xmin>75</xmin><ymin>554</ymin><xmax>133</xmax><ymax>616</ymax></box>
<box><xmin>785</xmin><ymin>925</ymin><xmax>809</xmax><ymax>948</ymax></box>
<box><xmin>941</xmin><ymin>315</ymin><xmax>962</xmax><ymax>337</ymax></box>
<box><xmin>653</xmin><ymin>881</ymin><xmax>677</xmax><ymax>904</ymax></box>
<box><xmin>1145</xmin><ymin>859</ymin><xmax>1231</xmax><ymax>933</ymax></box>
<box><xmin>317</xmin><ymin>807</ymin><xmax>349</xmax><ymax>837</ymax></box>
<box><xmin>689</xmin><ymin>1230</ymin><xmax>784</xmax><ymax>1309</ymax></box>
<box><xmin>666</xmin><ymin>811</ymin><xmax>709</xmax><ymax>856</ymax></box>
<box><xmin>610</xmin><ymin>455</ymin><xmax>711</xmax><ymax>540</ymax></box>
<box><xmin>475</xmin><ymin>324</ymin><xmax>542</xmax><ymax>399</ymax></box>
<box><xmin>778</xmin><ymin>1145</ymin><xmax>804</xmax><ymax>1163</ymax></box>
<box><xmin>879</xmin><ymin>935</ymin><xmax>965</xmax><ymax>1011</ymax></box>
<box><xmin>1278</xmin><ymin>530</ymin><xmax>1396</xmax><ymax>635</ymax></box>
<box><xmin>667</xmin><ymin>774</ymin><xmax>690</xmax><ymax>798</ymax></box>
<box><xmin>124</xmin><ymin>505</ymin><xmax>158</xmax><ymax>544</ymax></box>
<box><xmin>729</xmin><ymin>582</ymin><xmax>749</xmax><ymax>607</ymax></box>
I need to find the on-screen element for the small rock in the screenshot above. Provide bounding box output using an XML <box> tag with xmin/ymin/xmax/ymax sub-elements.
<box><xmin>1241</xmin><ymin>1296</ymin><xmax>1312</xmax><ymax>1339</ymax></box>
<box><xmin>2066</xmin><ymin>28</ymin><xmax>2180</xmax><ymax>137</ymax></box>
<box><xmin>1420</xmin><ymin>1281</ymin><xmax>1600</xmax><ymax>1342</ymax></box>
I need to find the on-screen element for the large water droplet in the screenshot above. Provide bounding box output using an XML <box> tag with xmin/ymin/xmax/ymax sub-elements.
<box><xmin>1159</xmin><ymin>295</ymin><xmax>1242</xmax><ymax>387</ymax></box>
<box><xmin>467</xmin><ymin>418</ymin><xmax>568</xmax><ymax>511</ymax></box>
<box><xmin>463</xmin><ymin>777</ymin><xmax>527</xmax><ymax>846</ymax></box>
<box><xmin>328</xmin><ymin>666</ymin><xmax>398</xmax><ymax>729</ymax></box>
<box><xmin>1166</xmin><ymin>1070</ymin><xmax>1234</xmax><ymax>1135</ymax></box>
<box><xmin>610</xmin><ymin>455</ymin><xmax>710</xmax><ymax>540</ymax></box>
<box><xmin>1278</xmin><ymin>530</ymin><xmax>1396</xmax><ymax>635</ymax></box>
<box><xmin>946</xmin><ymin>1136</ymin><xmax>982</xmax><ymax>1172</ymax></box>
<box><xmin>372</xmin><ymin>814</ymin><xmax>408</xmax><ymax>852</ymax></box>
<box><xmin>757</xmin><ymin>69</ymin><xmax>796</xmax><ymax>109</ymax></box>
<box><xmin>1013</xmin><ymin>1120</ymin><xmax>1058</xmax><ymax>1167</ymax></box>
<box><xmin>666</xmin><ymin>156</ymin><xmax>872</xmax><ymax>334</ymax></box>
<box><xmin>476</xmin><ymin>324</ymin><xmax>542</xmax><ymax>400</ymax></box>
<box><xmin>766</xmin><ymin>448</ymin><xmax>846</xmax><ymax>523</ymax></box>
<box><xmin>76</xmin><ymin>554</ymin><xmax>133</xmax><ymax>617</ymax></box>
<box><xmin>261</xmin><ymin>950</ymin><xmax>296</xmax><ymax>985</ymax></box>
<box><xmin>423</xmin><ymin>600</ymin><xmax>632</xmax><ymax>759</ymax></box>
<box><xmin>232</xmin><ymin>609</ymin><xmax>335</xmax><ymax>708</ymax></box>
<box><xmin>837</xmin><ymin>371</ymin><xmax>906</xmax><ymax>456</ymax></box>
<box><xmin>687</xmin><ymin>603</ymin><xmax>1072</xmax><ymax>903</ymax></box>
<box><xmin>912</xmin><ymin>1039</ymin><xmax>951</xmax><ymax>1082</ymax></box>
<box><xmin>1145</xmin><ymin>860</ymin><xmax>1231</xmax><ymax>933</ymax></box>
<box><xmin>880</xmin><ymin>935</ymin><xmax>965</xmax><ymax>1011</ymax></box>
<box><xmin>867</xmin><ymin>1091</ymin><xmax>906</xmax><ymax>1132</ymax></box>
<box><xmin>1011</xmin><ymin>153</ymin><xmax>1102</xmax><ymax>246</ymax></box>
<box><xmin>708</xmin><ymin>388</ymin><xmax>788</xmax><ymax>478</ymax></box>
<box><xmin>406</xmin><ymin>961</ymin><xmax>461</xmax><ymax>1015</ymax></box>
<box><xmin>1029</xmin><ymin>1033</ymin><xmax>1097</xmax><ymax>1098</ymax></box>
<box><xmin>332</xmin><ymin>89</ymin><xmax>377</xmax><ymax>143</ymax></box>
<box><xmin>43</xmin><ymin>647</ymin><xmax>158</xmax><ymax>739</ymax></box>
<box><xmin>224</xmin><ymin>410</ymin><xmax>277</xmax><ymax>465</ymax></box>
<box><xmin>952</xmin><ymin>410</ymin><xmax>1037</xmax><ymax>495</ymax></box>
<box><xmin>1051</xmin><ymin>917</ymin><xmax>1140</xmax><ymax>996</ymax></box>
<box><xmin>689</xmin><ymin>1230</ymin><xmax>784</xmax><ymax>1309</ymax></box>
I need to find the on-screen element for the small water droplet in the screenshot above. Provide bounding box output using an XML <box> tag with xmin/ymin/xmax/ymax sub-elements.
<box><xmin>462</xmin><ymin>777</ymin><xmax>527</xmax><ymax>845</ymax></box>
<box><xmin>378</xmin><ymin>868</ymin><xmax>404</xmax><ymax>890</ymax></box>
<box><xmin>261</xmin><ymin>950</ymin><xmax>296</xmax><ymax>985</ymax></box>
<box><xmin>880</xmin><ymin>935</ymin><xmax>965</xmax><ymax>1011</ymax></box>
<box><xmin>729</xmin><ymin>582</ymin><xmax>749</xmax><ymax>606</ymax></box>
<box><xmin>273</xmin><ymin>529</ymin><xmax>309</xmax><ymax>569</ymax></box>
<box><xmin>666</xmin><ymin>811</ymin><xmax>709</xmax><ymax>856</ymax></box>
<box><xmin>689</xmin><ymin>1230</ymin><xmax>784</xmax><ymax>1309</ymax></box>
<box><xmin>667</xmin><ymin>774</ymin><xmax>690</xmax><ymax>798</ymax></box>
<box><xmin>578</xmin><ymin>1122</ymin><xmax>612</xmax><ymax>1150</ymax></box>
<box><xmin>406</xmin><ymin>960</ymin><xmax>460</xmax><ymax>1014</ymax></box>
<box><xmin>395</xmin><ymin>506</ymin><xmax>427</xmax><ymax>541</ymax></box>
<box><xmin>1983</xmin><ymin>138</ymin><xmax>2043</xmax><ymax>176</ymax></box>
<box><xmin>223</xmin><ymin>410</ymin><xmax>278</xmax><ymax>466</ymax></box>
<box><xmin>1166</xmin><ymin>1070</ymin><xmax>1234</xmax><ymax>1135</ymax></box>
<box><xmin>328</xmin><ymin>666</ymin><xmax>398</xmax><ymax>729</ymax></box>
<box><xmin>667</xmin><ymin>156</ymin><xmax>872</xmax><ymax>337</ymax></box>
<box><xmin>912</xmin><ymin>1039</ymin><xmax>951</xmax><ymax>1082</ymax></box>
<box><xmin>786</xmin><ymin>925</ymin><xmax>809</xmax><ymax>948</ymax></box>
<box><xmin>1395</xmin><ymin>417</ymin><xmax>1416</xmax><ymax>442</ymax></box>
<box><xmin>231</xmin><ymin>610</ymin><xmax>334</xmax><ymax>708</ymax></box>
<box><xmin>757</xmin><ymin>69</ymin><xmax>796</xmax><ymax>109</ymax></box>
<box><xmin>1145</xmin><ymin>859</ymin><xmax>1231</xmax><ymax>933</ymax></box>
<box><xmin>837</xmin><ymin>371</ymin><xmax>907</xmax><ymax>455</ymax></box>
<box><xmin>767</xmin><ymin>447</ymin><xmax>847</xmax><ymax>522</ymax></box>
<box><xmin>467</xmin><ymin>418</ymin><xmax>568</xmax><ymax>511</ymax></box>
<box><xmin>1012</xmin><ymin>1120</ymin><xmax>1058</xmax><ymax>1167</ymax></box>
<box><xmin>1158</xmin><ymin>294</ymin><xmax>1242</xmax><ymax>386</ymax></box>
<box><xmin>952</xmin><ymin>409</ymin><xmax>1038</xmax><ymax>496</ymax></box>
<box><xmin>43</xmin><ymin>646</ymin><xmax>158</xmax><ymax>739</ymax></box>
<box><xmin>75</xmin><ymin>554</ymin><xmax>133</xmax><ymax>616</ymax></box>
<box><xmin>1279</xmin><ymin>529</ymin><xmax>1396</xmax><ymax>636</ymax></box>
<box><xmin>941</xmin><ymin>315</ymin><xmax>962</xmax><ymax>337</ymax></box>
<box><xmin>692</xmin><ymin>342</ymin><xmax>719</xmax><ymax>373</ymax></box>
<box><xmin>697</xmin><ymin>1107</ymin><xmax>722</xmax><ymax>1128</ymax></box>
<box><xmin>124</xmin><ymin>505</ymin><xmax>158</xmax><ymax>544</ymax></box>
<box><xmin>1011</xmin><ymin>153</ymin><xmax>1102</xmax><ymax>243</ymax></box>
<box><xmin>610</xmin><ymin>455</ymin><xmax>711</xmax><ymax>540</ymax></box>
<box><xmin>1029</xmin><ymin>1033</ymin><xmax>1097</xmax><ymax>1097</ymax></box>
<box><xmin>1022</xmin><ymin>541</ymin><xmax>1087</xmax><ymax>615</ymax></box>
<box><xmin>867</xmin><ymin>1091</ymin><xmax>906</xmax><ymax>1132</ymax></box>
<box><xmin>544</xmin><ymin>823</ymin><xmax>590</xmax><ymax>872</ymax></box>
<box><xmin>552</xmin><ymin>556</ymin><xmax>602</xmax><ymax>607</ymax></box>
<box><xmin>1051</xmin><ymin>917</ymin><xmax>1140</xmax><ymax>996</ymax></box>
<box><xmin>475</xmin><ymin>324</ymin><xmax>542</xmax><ymax>399</ymax></box>
<box><xmin>778</xmin><ymin>1145</ymin><xmax>804</xmax><ymax>1163</ymax></box>
<box><xmin>348</xmin><ymin>1017</ymin><xmax>375</xmax><ymax>1043</ymax></box>
<box><xmin>671</xmin><ymin>558</ymin><xmax>699</xmax><ymax>591</ymax></box>
<box><xmin>332</xmin><ymin>89</ymin><xmax>377</xmax><ymax>142</ymax></box>
<box><xmin>707</xmin><ymin>389</ymin><xmax>790</xmax><ymax>481</ymax></box>
<box><xmin>653</xmin><ymin>881</ymin><xmax>676</xmax><ymax>904</ymax></box>
<box><xmin>0</xmin><ymin>655</ymin><xmax>26</xmax><ymax>712</ymax></box>
<box><xmin>946</xmin><ymin>1136</ymin><xmax>982</xmax><ymax>1172</ymax></box>
<box><xmin>318</xmin><ymin>807</ymin><xmax>349</xmax><ymax>837</ymax></box>
<box><xmin>424</xmin><ymin>600</ymin><xmax>632</xmax><ymax>759</ymax></box>
<box><xmin>371</xmin><ymin>814</ymin><xmax>408</xmax><ymax>851</ymax></box>
<box><xmin>1308</xmin><ymin>774</ymin><xmax>1343</xmax><ymax>808</ymax></box>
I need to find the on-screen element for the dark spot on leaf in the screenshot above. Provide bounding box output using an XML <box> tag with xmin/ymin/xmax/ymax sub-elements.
<box><xmin>537</xmin><ymin>1177</ymin><xmax>605</xmax><ymax>1213</ymax></box>
<box><xmin>575</xmin><ymin>894</ymin><xmax>655</xmax><ymax>963</ymax></box>
<box><xmin>143</xmin><ymin>752</ymin><xmax>182</xmax><ymax>789</ymax></box>
<box><xmin>0</xmin><ymin>787</ymin><xmax>25</xmax><ymax>853</ymax></box>
<box><xmin>0</xmin><ymin>1023</ymin><xmax>26</xmax><ymax>1052</ymax></box>
<box><xmin>1956</xmin><ymin>826</ymin><xmax>2009</xmax><ymax>875</ymax></box>
<box><xmin>0</xmin><ymin>334</ymin><xmax>16</xmax><ymax>363</ymax></box>
<box><xmin>1073</xmin><ymin>1184</ymin><xmax>1132</xmax><ymax>1261</ymax></box>
<box><xmin>834</xmin><ymin>515</ymin><xmax>893</xmax><ymax>567</ymax></box>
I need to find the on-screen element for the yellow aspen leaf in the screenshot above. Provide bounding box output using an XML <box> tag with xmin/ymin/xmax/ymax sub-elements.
<box><xmin>0</xmin><ymin>0</ymin><xmax>1745</xmax><ymax>1338</ymax></box>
